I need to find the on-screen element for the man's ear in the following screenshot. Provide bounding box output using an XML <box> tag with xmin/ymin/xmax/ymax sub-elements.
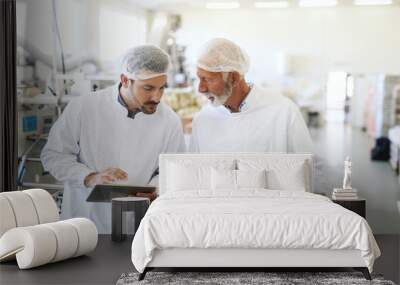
<box><xmin>120</xmin><ymin>74</ymin><xmax>129</xmax><ymax>88</ymax></box>
<box><xmin>231</xmin><ymin>72</ymin><xmax>241</xmax><ymax>87</ymax></box>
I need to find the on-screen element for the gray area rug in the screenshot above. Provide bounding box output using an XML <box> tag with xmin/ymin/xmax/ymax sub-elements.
<box><xmin>116</xmin><ymin>271</ymin><xmax>396</xmax><ymax>285</ymax></box>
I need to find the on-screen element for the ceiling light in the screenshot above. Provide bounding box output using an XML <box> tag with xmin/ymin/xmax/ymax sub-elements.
<box><xmin>299</xmin><ymin>0</ymin><xmax>338</xmax><ymax>7</ymax></box>
<box><xmin>254</xmin><ymin>1</ymin><xmax>289</xmax><ymax>8</ymax></box>
<box><xmin>354</xmin><ymin>0</ymin><xmax>392</xmax><ymax>6</ymax></box>
<box><xmin>206</xmin><ymin>1</ymin><xmax>240</xmax><ymax>9</ymax></box>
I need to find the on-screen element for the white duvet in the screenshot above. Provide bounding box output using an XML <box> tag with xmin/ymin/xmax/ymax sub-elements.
<box><xmin>131</xmin><ymin>190</ymin><xmax>380</xmax><ymax>273</ymax></box>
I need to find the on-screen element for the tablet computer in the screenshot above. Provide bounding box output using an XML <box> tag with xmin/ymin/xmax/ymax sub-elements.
<box><xmin>86</xmin><ymin>184</ymin><xmax>156</xmax><ymax>202</ymax></box>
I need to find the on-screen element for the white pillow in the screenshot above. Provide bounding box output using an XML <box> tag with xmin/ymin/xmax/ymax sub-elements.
<box><xmin>267</xmin><ymin>163</ymin><xmax>306</xmax><ymax>191</ymax></box>
<box><xmin>238</xmin><ymin>159</ymin><xmax>307</xmax><ymax>191</ymax></box>
<box><xmin>236</xmin><ymin>169</ymin><xmax>267</xmax><ymax>189</ymax></box>
<box><xmin>165</xmin><ymin>160</ymin><xmax>236</xmax><ymax>192</ymax></box>
<box><xmin>211</xmin><ymin>168</ymin><xmax>236</xmax><ymax>190</ymax></box>
<box><xmin>167</xmin><ymin>163</ymin><xmax>210</xmax><ymax>191</ymax></box>
<box><xmin>211</xmin><ymin>169</ymin><xmax>268</xmax><ymax>190</ymax></box>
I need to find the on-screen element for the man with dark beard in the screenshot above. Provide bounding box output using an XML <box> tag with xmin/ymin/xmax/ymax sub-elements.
<box><xmin>41</xmin><ymin>45</ymin><xmax>186</xmax><ymax>233</ymax></box>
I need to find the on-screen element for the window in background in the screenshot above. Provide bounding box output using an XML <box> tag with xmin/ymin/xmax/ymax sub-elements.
<box><xmin>326</xmin><ymin>71</ymin><xmax>348</xmax><ymax>123</ymax></box>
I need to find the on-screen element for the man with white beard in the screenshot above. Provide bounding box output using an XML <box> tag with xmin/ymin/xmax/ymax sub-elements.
<box><xmin>189</xmin><ymin>38</ymin><xmax>313</xmax><ymax>153</ymax></box>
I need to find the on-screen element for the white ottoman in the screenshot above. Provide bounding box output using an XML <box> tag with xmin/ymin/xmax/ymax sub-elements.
<box><xmin>0</xmin><ymin>189</ymin><xmax>98</xmax><ymax>269</ymax></box>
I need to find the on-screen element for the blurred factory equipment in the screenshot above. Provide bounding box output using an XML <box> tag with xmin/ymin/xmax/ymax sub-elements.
<box><xmin>391</xmin><ymin>85</ymin><xmax>400</xmax><ymax>126</ymax></box>
<box><xmin>148</xmin><ymin>12</ymin><xmax>190</xmax><ymax>88</ymax></box>
<box><xmin>162</xmin><ymin>87</ymin><xmax>203</xmax><ymax>134</ymax></box>
<box><xmin>389</xmin><ymin>85</ymin><xmax>400</xmax><ymax>178</ymax></box>
<box><xmin>147</xmin><ymin>11</ymin><xmax>200</xmax><ymax>138</ymax></box>
<box><xmin>16</xmin><ymin>0</ymin><xmax>118</xmax><ymax>197</ymax></box>
<box><xmin>370</xmin><ymin>75</ymin><xmax>400</xmax><ymax>161</ymax></box>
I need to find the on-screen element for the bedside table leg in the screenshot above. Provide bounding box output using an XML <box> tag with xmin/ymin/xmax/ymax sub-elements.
<box><xmin>354</xmin><ymin>267</ymin><xmax>371</xmax><ymax>280</ymax></box>
<box><xmin>112</xmin><ymin>201</ymin><xmax>123</xmax><ymax>242</ymax></box>
<box><xmin>138</xmin><ymin>268</ymin><xmax>148</xmax><ymax>281</ymax></box>
<box><xmin>131</xmin><ymin>200</ymin><xmax>150</xmax><ymax>235</ymax></box>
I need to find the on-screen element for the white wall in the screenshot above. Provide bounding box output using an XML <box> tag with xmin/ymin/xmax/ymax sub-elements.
<box><xmin>16</xmin><ymin>1</ymin><xmax>400</xmax><ymax>87</ymax></box>
<box><xmin>175</xmin><ymin>6</ymin><xmax>400</xmax><ymax>87</ymax></box>
<box><xmin>17</xmin><ymin>0</ymin><xmax>89</xmax><ymax>63</ymax></box>
<box><xmin>97</xmin><ymin>0</ymin><xmax>147</xmax><ymax>70</ymax></box>
<box><xmin>16</xmin><ymin>0</ymin><xmax>147</xmax><ymax>71</ymax></box>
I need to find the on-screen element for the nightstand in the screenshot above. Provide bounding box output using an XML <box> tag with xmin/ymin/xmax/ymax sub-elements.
<box><xmin>332</xmin><ymin>198</ymin><xmax>366</xmax><ymax>218</ymax></box>
<box><xmin>111</xmin><ymin>197</ymin><xmax>150</xmax><ymax>242</ymax></box>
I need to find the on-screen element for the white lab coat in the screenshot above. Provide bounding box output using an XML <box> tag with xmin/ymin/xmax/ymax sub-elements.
<box><xmin>189</xmin><ymin>84</ymin><xmax>313</xmax><ymax>153</ymax></box>
<box><xmin>41</xmin><ymin>84</ymin><xmax>186</xmax><ymax>233</ymax></box>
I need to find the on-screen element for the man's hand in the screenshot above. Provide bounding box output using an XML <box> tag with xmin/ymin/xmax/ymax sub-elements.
<box><xmin>84</xmin><ymin>168</ymin><xmax>128</xmax><ymax>188</ymax></box>
<box><xmin>135</xmin><ymin>191</ymin><xmax>157</xmax><ymax>202</ymax></box>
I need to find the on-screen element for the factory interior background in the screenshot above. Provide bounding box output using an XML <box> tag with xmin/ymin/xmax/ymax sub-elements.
<box><xmin>15</xmin><ymin>0</ymin><xmax>400</xmax><ymax>237</ymax></box>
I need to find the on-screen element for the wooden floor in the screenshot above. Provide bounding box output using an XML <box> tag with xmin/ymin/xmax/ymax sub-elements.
<box><xmin>0</xmin><ymin>234</ymin><xmax>398</xmax><ymax>285</ymax></box>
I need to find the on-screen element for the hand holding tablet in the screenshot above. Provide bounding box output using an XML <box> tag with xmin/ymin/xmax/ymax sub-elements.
<box><xmin>84</xmin><ymin>168</ymin><xmax>128</xmax><ymax>188</ymax></box>
<box><xmin>86</xmin><ymin>184</ymin><xmax>156</xmax><ymax>202</ymax></box>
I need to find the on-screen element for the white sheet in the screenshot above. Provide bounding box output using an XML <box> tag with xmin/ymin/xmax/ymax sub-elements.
<box><xmin>131</xmin><ymin>190</ymin><xmax>380</xmax><ymax>273</ymax></box>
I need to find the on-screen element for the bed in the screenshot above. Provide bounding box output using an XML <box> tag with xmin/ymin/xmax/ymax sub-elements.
<box><xmin>131</xmin><ymin>153</ymin><xmax>380</xmax><ymax>281</ymax></box>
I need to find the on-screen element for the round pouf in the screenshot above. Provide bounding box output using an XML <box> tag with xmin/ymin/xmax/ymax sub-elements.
<box><xmin>111</xmin><ymin>197</ymin><xmax>150</xmax><ymax>242</ymax></box>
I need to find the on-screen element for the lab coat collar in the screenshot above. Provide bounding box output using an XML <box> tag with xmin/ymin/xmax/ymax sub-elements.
<box><xmin>239</xmin><ymin>83</ymin><xmax>259</xmax><ymax>113</ymax></box>
<box><xmin>115</xmin><ymin>83</ymin><xmax>141</xmax><ymax>119</ymax></box>
<box><xmin>238</xmin><ymin>84</ymin><xmax>280</xmax><ymax>113</ymax></box>
<box><xmin>222</xmin><ymin>83</ymin><xmax>254</xmax><ymax>113</ymax></box>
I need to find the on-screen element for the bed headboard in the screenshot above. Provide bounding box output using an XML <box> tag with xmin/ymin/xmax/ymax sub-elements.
<box><xmin>159</xmin><ymin>153</ymin><xmax>314</xmax><ymax>195</ymax></box>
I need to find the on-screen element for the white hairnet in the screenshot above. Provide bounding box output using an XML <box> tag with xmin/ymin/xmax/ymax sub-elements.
<box><xmin>197</xmin><ymin>38</ymin><xmax>250</xmax><ymax>75</ymax></box>
<box><xmin>121</xmin><ymin>45</ymin><xmax>170</xmax><ymax>80</ymax></box>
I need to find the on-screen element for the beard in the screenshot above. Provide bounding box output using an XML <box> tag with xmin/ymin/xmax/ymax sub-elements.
<box><xmin>140</xmin><ymin>101</ymin><xmax>159</xmax><ymax>114</ymax></box>
<box><xmin>129</xmin><ymin>90</ymin><xmax>159</xmax><ymax>114</ymax></box>
<box><xmin>204</xmin><ymin>81</ymin><xmax>232</xmax><ymax>107</ymax></box>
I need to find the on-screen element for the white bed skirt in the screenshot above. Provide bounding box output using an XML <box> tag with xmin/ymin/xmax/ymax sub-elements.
<box><xmin>148</xmin><ymin>248</ymin><xmax>366</xmax><ymax>268</ymax></box>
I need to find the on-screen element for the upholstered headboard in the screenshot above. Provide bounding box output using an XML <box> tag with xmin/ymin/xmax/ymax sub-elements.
<box><xmin>159</xmin><ymin>153</ymin><xmax>314</xmax><ymax>195</ymax></box>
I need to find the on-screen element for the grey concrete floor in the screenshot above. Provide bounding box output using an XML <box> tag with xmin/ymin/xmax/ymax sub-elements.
<box><xmin>1</xmin><ymin>235</ymin><xmax>398</xmax><ymax>285</ymax></box>
<box><xmin>0</xmin><ymin>236</ymin><xmax>135</xmax><ymax>285</ymax></box>
<box><xmin>310</xmin><ymin>123</ymin><xmax>400</xmax><ymax>234</ymax></box>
